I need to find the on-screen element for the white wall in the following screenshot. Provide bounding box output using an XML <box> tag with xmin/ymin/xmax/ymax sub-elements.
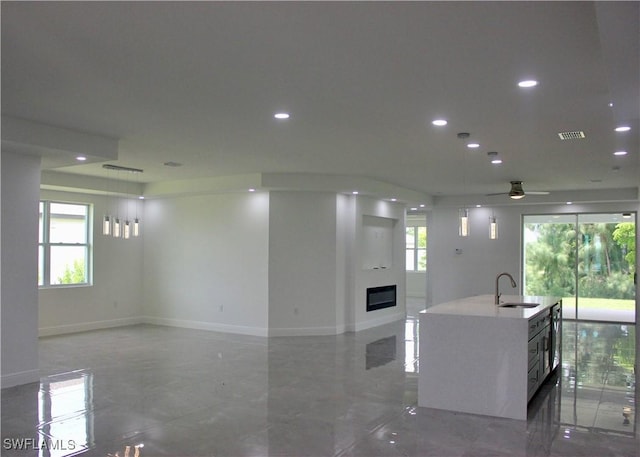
<box><xmin>1</xmin><ymin>151</ymin><xmax>41</xmax><ymax>387</ymax></box>
<box><xmin>38</xmin><ymin>190</ymin><xmax>144</xmax><ymax>336</ymax></box>
<box><xmin>428</xmin><ymin>202</ymin><xmax>640</xmax><ymax>308</ymax></box>
<box><xmin>142</xmin><ymin>192</ymin><xmax>270</xmax><ymax>336</ymax></box>
<box><xmin>335</xmin><ymin>194</ymin><xmax>354</xmax><ymax>332</ymax></box>
<box><xmin>268</xmin><ymin>191</ymin><xmax>340</xmax><ymax>335</ymax></box>
<box><xmin>34</xmin><ymin>187</ymin><xmax>409</xmax><ymax>340</ymax></box>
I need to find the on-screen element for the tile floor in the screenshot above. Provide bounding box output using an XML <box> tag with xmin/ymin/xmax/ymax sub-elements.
<box><xmin>1</xmin><ymin>311</ymin><xmax>637</xmax><ymax>457</ymax></box>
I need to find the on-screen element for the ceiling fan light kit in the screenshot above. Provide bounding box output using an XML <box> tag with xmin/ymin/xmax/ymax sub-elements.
<box><xmin>509</xmin><ymin>181</ymin><xmax>526</xmax><ymax>199</ymax></box>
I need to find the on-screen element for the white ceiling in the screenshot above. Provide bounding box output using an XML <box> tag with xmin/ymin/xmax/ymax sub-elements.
<box><xmin>2</xmin><ymin>1</ymin><xmax>638</xmax><ymax>202</ymax></box>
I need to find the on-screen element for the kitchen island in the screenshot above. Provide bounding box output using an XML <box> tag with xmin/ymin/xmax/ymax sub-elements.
<box><xmin>418</xmin><ymin>294</ymin><xmax>561</xmax><ymax>420</ymax></box>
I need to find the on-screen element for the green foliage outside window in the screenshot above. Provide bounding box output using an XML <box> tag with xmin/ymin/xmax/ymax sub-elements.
<box><xmin>525</xmin><ymin>221</ymin><xmax>635</xmax><ymax>300</ymax></box>
<box><xmin>57</xmin><ymin>259</ymin><xmax>86</xmax><ymax>284</ymax></box>
<box><xmin>612</xmin><ymin>222</ymin><xmax>636</xmax><ymax>273</ymax></box>
<box><xmin>406</xmin><ymin>226</ymin><xmax>427</xmax><ymax>271</ymax></box>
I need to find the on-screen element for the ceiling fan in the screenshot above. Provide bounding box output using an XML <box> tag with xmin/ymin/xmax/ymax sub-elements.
<box><xmin>487</xmin><ymin>181</ymin><xmax>550</xmax><ymax>200</ymax></box>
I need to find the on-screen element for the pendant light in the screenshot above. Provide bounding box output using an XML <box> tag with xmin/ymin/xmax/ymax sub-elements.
<box><xmin>123</xmin><ymin>176</ymin><xmax>131</xmax><ymax>240</ymax></box>
<box><xmin>113</xmin><ymin>217</ymin><xmax>121</xmax><ymax>238</ymax></box>
<box><xmin>103</xmin><ymin>172</ymin><xmax>112</xmax><ymax>235</ymax></box>
<box><xmin>113</xmin><ymin>169</ymin><xmax>122</xmax><ymax>238</ymax></box>
<box><xmin>102</xmin><ymin>215</ymin><xmax>111</xmax><ymax>236</ymax></box>
<box><xmin>457</xmin><ymin>132</ymin><xmax>471</xmax><ymax>237</ymax></box>
<box><xmin>489</xmin><ymin>214</ymin><xmax>498</xmax><ymax>240</ymax></box>
<box><xmin>133</xmin><ymin>170</ymin><xmax>141</xmax><ymax>237</ymax></box>
<box><xmin>101</xmin><ymin>164</ymin><xmax>144</xmax><ymax>240</ymax></box>
<box><xmin>459</xmin><ymin>208</ymin><xmax>470</xmax><ymax>237</ymax></box>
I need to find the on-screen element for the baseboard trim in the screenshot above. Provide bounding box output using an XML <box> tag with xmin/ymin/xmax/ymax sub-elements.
<box><xmin>1</xmin><ymin>368</ymin><xmax>40</xmax><ymax>389</ymax></box>
<box><xmin>268</xmin><ymin>325</ymin><xmax>341</xmax><ymax>337</ymax></box>
<box><xmin>143</xmin><ymin>316</ymin><xmax>269</xmax><ymax>337</ymax></box>
<box><xmin>37</xmin><ymin>312</ymin><xmax>405</xmax><ymax>340</ymax></box>
<box><xmin>39</xmin><ymin>317</ymin><xmax>144</xmax><ymax>337</ymax></box>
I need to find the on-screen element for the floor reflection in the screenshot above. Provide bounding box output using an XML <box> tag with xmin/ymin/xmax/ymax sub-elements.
<box><xmin>561</xmin><ymin>321</ymin><xmax>636</xmax><ymax>435</ymax></box>
<box><xmin>365</xmin><ymin>336</ymin><xmax>397</xmax><ymax>370</ymax></box>
<box><xmin>38</xmin><ymin>370</ymin><xmax>94</xmax><ymax>457</ymax></box>
<box><xmin>0</xmin><ymin>317</ymin><xmax>637</xmax><ymax>456</ymax></box>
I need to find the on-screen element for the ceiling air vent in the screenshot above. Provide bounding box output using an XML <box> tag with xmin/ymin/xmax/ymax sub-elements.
<box><xmin>558</xmin><ymin>130</ymin><xmax>586</xmax><ymax>140</ymax></box>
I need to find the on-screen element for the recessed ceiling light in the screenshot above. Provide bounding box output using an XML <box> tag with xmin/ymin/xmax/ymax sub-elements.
<box><xmin>390</xmin><ymin>198</ymin><xmax>397</xmax><ymax>202</ymax></box>
<box><xmin>467</xmin><ymin>143</ymin><xmax>480</xmax><ymax>148</ymax></box>
<box><xmin>518</xmin><ymin>80</ymin><xmax>538</xmax><ymax>88</ymax></box>
<box><xmin>432</xmin><ymin>119</ymin><xmax>447</xmax><ymax>126</ymax></box>
<box><xmin>76</xmin><ymin>156</ymin><xmax>87</xmax><ymax>161</ymax></box>
<box><xmin>476</xmin><ymin>204</ymin><xmax>482</xmax><ymax>208</ymax></box>
<box><xmin>566</xmin><ymin>202</ymin><xmax>573</xmax><ymax>205</ymax></box>
<box><xmin>614</xmin><ymin>150</ymin><xmax>628</xmax><ymax>156</ymax></box>
<box><xmin>248</xmin><ymin>188</ymin><xmax>256</xmax><ymax>192</ymax></box>
<box><xmin>274</xmin><ymin>112</ymin><xmax>290</xmax><ymax>120</ymax></box>
<box><xmin>487</xmin><ymin>151</ymin><xmax>501</xmax><ymax>164</ymax></box>
<box><xmin>410</xmin><ymin>207</ymin><xmax>418</xmax><ymax>211</ymax></box>
<box><xmin>352</xmin><ymin>191</ymin><xmax>359</xmax><ymax>195</ymax></box>
<box><xmin>615</xmin><ymin>126</ymin><xmax>631</xmax><ymax>132</ymax></box>
<box><xmin>419</xmin><ymin>204</ymin><xmax>425</xmax><ymax>208</ymax></box>
<box><xmin>138</xmin><ymin>196</ymin><xmax>145</xmax><ymax>200</ymax></box>
<box><xmin>608</xmin><ymin>102</ymin><xmax>614</xmax><ymax>107</ymax></box>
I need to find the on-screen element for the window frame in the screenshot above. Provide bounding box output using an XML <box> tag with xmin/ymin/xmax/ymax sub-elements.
<box><xmin>39</xmin><ymin>200</ymin><xmax>93</xmax><ymax>288</ymax></box>
<box><xmin>406</xmin><ymin>224</ymin><xmax>427</xmax><ymax>272</ymax></box>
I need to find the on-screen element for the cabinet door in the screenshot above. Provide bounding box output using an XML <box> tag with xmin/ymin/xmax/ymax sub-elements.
<box><xmin>540</xmin><ymin>327</ymin><xmax>551</xmax><ymax>377</ymax></box>
<box><xmin>528</xmin><ymin>338</ymin><xmax>539</xmax><ymax>371</ymax></box>
<box><xmin>528</xmin><ymin>362</ymin><xmax>540</xmax><ymax>401</ymax></box>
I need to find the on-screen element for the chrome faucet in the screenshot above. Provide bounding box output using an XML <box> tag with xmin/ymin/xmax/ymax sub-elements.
<box><xmin>495</xmin><ymin>272</ymin><xmax>517</xmax><ymax>304</ymax></box>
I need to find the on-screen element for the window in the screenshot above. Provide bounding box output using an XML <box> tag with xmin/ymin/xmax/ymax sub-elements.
<box><xmin>406</xmin><ymin>225</ymin><xmax>426</xmax><ymax>271</ymax></box>
<box><xmin>39</xmin><ymin>201</ymin><xmax>91</xmax><ymax>287</ymax></box>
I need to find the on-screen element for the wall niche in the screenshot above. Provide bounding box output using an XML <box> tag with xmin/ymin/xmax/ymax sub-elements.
<box><xmin>361</xmin><ymin>215</ymin><xmax>396</xmax><ymax>270</ymax></box>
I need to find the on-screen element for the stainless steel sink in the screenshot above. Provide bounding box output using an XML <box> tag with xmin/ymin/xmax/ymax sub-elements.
<box><xmin>498</xmin><ymin>303</ymin><xmax>539</xmax><ymax>308</ymax></box>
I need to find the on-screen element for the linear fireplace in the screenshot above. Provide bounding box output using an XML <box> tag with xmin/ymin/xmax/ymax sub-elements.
<box><xmin>366</xmin><ymin>285</ymin><xmax>396</xmax><ymax>312</ymax></box>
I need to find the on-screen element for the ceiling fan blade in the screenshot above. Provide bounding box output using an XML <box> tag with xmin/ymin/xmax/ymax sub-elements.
<box><xmin>486</xmin><ymin>192</ymin><xmax>508</xmax><ymax>196</ymax></box>
<box><xmin>527</xmin><ymin>191</ymin><xmax>550</xmax><ymax>195</ymax></box>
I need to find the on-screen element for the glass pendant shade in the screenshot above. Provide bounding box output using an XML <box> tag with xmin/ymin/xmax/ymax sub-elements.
<box><xmin>123</xmin><ymin>220</ymin><xmax>131</xmax><ymax>239</ymax></box>
<box><xmin>133</xmin><ymin>218</ymin><xmax>140</xmax><ymax>237</ymax></box>
<box><xmin>490</xmin><ymin>216</ymin><xmax>498</xmax><ymax>240</ymax></box>
<box><xmin>113</xmin><ymin>217</ymin><xmax>121</xmax><ymax>238</ymax></box>
<box><xmin>459</xmin><ymin>208</ymin><xmax>469</xmax><ymax>237</ymax></box>
<box><xmin>102</xmin><ymin>215</ymin><xmax>111</xmax><ymax>235</ymax></box>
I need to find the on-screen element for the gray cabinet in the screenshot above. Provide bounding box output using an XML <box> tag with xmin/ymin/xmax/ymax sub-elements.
<box><xmin>527</xmin><ymin>309</ymin><xmax>554</xmax><ymax>401</ymax></box>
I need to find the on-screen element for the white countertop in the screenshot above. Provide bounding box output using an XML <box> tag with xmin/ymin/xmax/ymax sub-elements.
<box><xmin>421</xmin><ymin>294</ymin><xmax>561</xmax><ymax>319</ymax></box>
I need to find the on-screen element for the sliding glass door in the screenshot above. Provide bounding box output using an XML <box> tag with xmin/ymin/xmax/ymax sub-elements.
<box><xmin>523</xmin><ymin>214</ymin><xmax>578</xmax><ymax>318</ymax></box>
<box><xmin>523</xmin><ymin>212</ymin><xmax>636</xmax><ymax>323</ymax></box>
<box><xmin>576</xmin><ymin>214</ymin><xmax>636</xmax><ymax>322</ymax></box>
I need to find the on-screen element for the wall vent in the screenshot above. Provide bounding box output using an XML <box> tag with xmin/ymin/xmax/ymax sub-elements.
<box><xmin>558</xmin><ymin>130</ymin><xmax>586</xmax><ymax>140</ymax></box>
